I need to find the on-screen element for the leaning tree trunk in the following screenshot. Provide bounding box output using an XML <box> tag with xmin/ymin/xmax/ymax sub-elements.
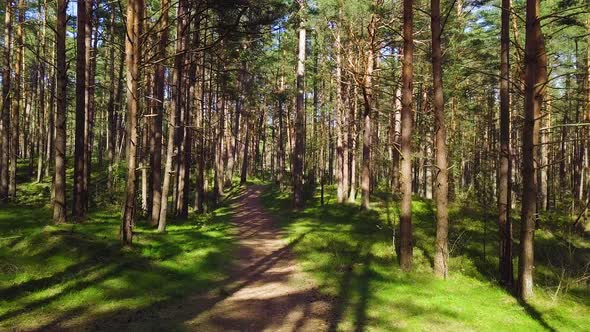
<box><xmin>121</xmin><ymin>0</ymin><xmax>143</xmax><ymax>245</ymax></box>
<box><xmin>518</xmin><ymin>0</ymin><xmax>547</xmax><ymax>300</ymax></box>
<box><xmin>431</xmin><ymin>0</ymin><xmax>449</xmax><ymax>278</ymax></box>
<box><xmin>399</xmin><ymin>0</ymin><xmax>415</xmax><ymax>272</ymax></box>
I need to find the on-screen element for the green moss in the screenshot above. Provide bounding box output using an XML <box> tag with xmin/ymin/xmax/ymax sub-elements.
<box><xmin>0</xmin><ymin>184</ymin><xmax>238</xmax><ymax>330</ymax></box>
<box><xmin>260</xmin><ymin>185</ymin><xmax>590</xmax><ymax>331</ymax></box>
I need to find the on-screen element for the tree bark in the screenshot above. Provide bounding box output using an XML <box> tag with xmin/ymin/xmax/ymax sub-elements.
<box><xmin>158</xmin><ymin>0</ymin><xmax>185</xmax><ymax>232</ymax></box>
<box><xmin>9</xmin><ymin>0</ymin><xmax>24</xmax><ymax>199</ymax></box>
<box><xmin>73</xmin><ymin>0</ymin><xmax>87</xmax><ymax>219</ymax></box>
<box><xmin>293</xmin><ymin>10</ymin><xmax>306</xmax><ymax>209</ymax></box>
<box><xmin>498</xmin><ymin>0</ymin><xmax>513</xmax><ymax>287</ymax></box>
<box><xmin>431</xmin><ymin>0</ymin><xmax>449</xmax><ymax>278</ymax></box>
<box><xmin>518</xmin><ymin>0</ymin><xmax>547</xmax><ymax>300</ymax></box>
<box><xmin>361</xmin><ymin>15</ymin><xmax>377</xmax><ymax>210</ymax></box>
<box><xmin>399</xmin><ymin>0</ymin><xmax>414</xmax><ymax>272</ymax></box>
<box><xmin>53</xmin><ymin>0</ymin><xmax>67</xmax><ymax>224</ymax></box>
<box><xmin>0</xmin><ymin>0</ymin><xmax>12</xmax><ymax>202</ymax></box>
<box><xmin>150</xmin><ymin>0</ymin><xmax>168</xmax><ymax>225</ymax></box>
<box><xmin>121</xmin><ymin>0</ymin><xmax>143</xmax><ymax>245</ymax></box>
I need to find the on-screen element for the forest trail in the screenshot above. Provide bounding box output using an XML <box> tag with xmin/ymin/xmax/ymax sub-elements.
<box><xmin>183</xmin><ymin>185</ymin><xmax>333</xmax><ymax>331</ymax></box>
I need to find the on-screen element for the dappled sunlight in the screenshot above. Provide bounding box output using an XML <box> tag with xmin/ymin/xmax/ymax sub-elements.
<box><xmin>260</xmin><ymin>185</ymin><xmax>590</xmax><ymax>331</ymax></box>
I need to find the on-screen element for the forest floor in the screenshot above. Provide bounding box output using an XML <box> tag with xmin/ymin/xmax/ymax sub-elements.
<box><xmin>181</xmin><ymin>185</ymin><xmax>333</xmax><ymax>331</ymax></box>
<box><xmin>1</xmin><ymin>168</ymin><xmax>589</xmax><ymax>331</ymax></box>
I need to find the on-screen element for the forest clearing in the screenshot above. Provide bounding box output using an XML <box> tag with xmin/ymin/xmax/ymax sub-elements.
<box><xmin>0</xmin><ymin>0</ymin><xmax>589</xmax><ymax>330</ymax></box>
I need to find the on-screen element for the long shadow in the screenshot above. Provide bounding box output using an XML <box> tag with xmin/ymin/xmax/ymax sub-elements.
<box><xmin>354</xmin><ymin>251</ymin><xmax>372</xmax><ymax>332</ymax></box>
<box><xmin>517</xmin><ymin>299</ymin><xmax>557</xmax><ymax>332</ymax></box>
<box><xmin>44</xmin><ymin>232</ymin><xmax>311</xmax><ymax>331</ymax></box>
<box><xmin>327</xmin><ymin>244</ymin><xmax>361</xmax><ymax>332</ymax></box>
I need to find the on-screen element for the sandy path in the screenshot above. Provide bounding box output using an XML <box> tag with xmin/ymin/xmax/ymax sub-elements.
<box><xmin>183</xmin><ymin>185</ymin><xmax>332</xmax><ymax>331</ymax></box>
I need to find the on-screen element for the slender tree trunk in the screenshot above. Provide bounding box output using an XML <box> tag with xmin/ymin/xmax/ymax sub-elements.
<box><xmin>150</xmin><ymin>0</ymin><xmax>168</xmax><ymax>225</ymax></box>
<box><xmin>361</xmin><ymin>15</ymin><xmax>377</xmax><ymax>210</ymax></box>
<box><xmin>107</xmin><ymin>7</ymin><xmax>117</xmax><ymax>190</ymax></box>
<box><xmin>9</xmin><ymin>0</ymin><xmax>24</xmax><ymax>199</ymax></box>
<box><xmin>0</xmin><ymin>0</ymin><xmax>12</xmax><ymax>202</ymax></box>
<box><xmin>83</xmin><ymin>0</ymin><xmax>94</xmax><ymax>211</ymax></box>
<box><xmin>158</xmin><ymin>0</ymin><xmax>185</xmax><ymax>232</ymax></box>
<box><xmin>293</xmin><ymin>12</ymin><xmax>306</xmax><ymax>209</ymax></box>
<box><xmin>240</xmin><ymin>115</ymin><xmax>250</xmax><ymax>184</ymax></box>
<box><xmin>335</xmin><ymin>25</ymin><xmax>345</xmax><ymax>203</ymax></box>
<box><xmin>399</xmin><ymin>0</ymin><xmax>414</xmax><ymax>272</ymax></box>
<box><xmin>121</xmin><ymin>0</ymin><xmax>143</xmax><ymax>245</ymax></box>
<box><xmin>36</xmin><ymin>3</ymin><xmax>48</xmax><ymax>183</ymax></box>
<box><xmin>518</xmin><ymin>0</ymin><xmax>547</xmax><ymax>300</ymax></box>
<box><xmin>431</xmin><ymin>0</ymin><xmax>449</xmax><ymax>278</ymax></box>
<box><xmin>498</xmin><ymin>0</ymin><xmax>513</xmax><ymax>287</ymax></box>
<box><xmin>53</xmin><ymin>0</ymin><xmax>67</xmax><ymax>224</ymax></box>
<box><xmin>73</xmin><ymin>0</ymin><xmax>87</xmax><ymax>219</ymax></box>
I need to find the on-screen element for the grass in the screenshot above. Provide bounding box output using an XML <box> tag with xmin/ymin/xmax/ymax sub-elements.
<box><xmin>0</xmin><ymin>161</ymin><xmax>242</xmax><ymax>330</ymax></box>
<box><xmin>260</xmin><ymin>185</ymin><xmax>590</xmax><ymax>332</ymax></box>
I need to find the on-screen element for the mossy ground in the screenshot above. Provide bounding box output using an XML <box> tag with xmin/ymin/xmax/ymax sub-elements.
<box><xmin>0</xmin><ymin>162</ymin><xmax>240</xmax><ymax>330</ymax></box>
<box><xmin>260</xmin><ymin>185</ymin><xmax>590</xmax><ymax>331</ymax></box>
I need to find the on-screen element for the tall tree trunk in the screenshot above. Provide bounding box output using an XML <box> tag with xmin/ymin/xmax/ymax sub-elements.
<box><xmin>498</xmin><ymin>0</ymin><xmax>513</xmax><ymax>287</ymax></box>
<box><xmin>150</xmin><ymin>0</ymin><xmax>168</xmax><ymax>225</ymax></box>
<box><xmin>158</xmin><ymin>0</ymin><xmax>185</xmax><ymax>232</ymax></box>
<box><xmin>0</xmin><ymin>0</ymin><xmax>12</xmax><ymax>201</ymax></box>
<box><xmin>9</xmin><ymin>0</ymin><xmax>24</xmax><ymax>199</ymax></box>
<box><xmin>293</xmin><ymin>9</ymin><xmax>306</xmax><ymax>209</ymax></box>
<box><xmin>240</xmin><ymin>115</ymin><xmax>250</xmax><ymax>184</ymax></box>
<box><xmin>391</xmin><ymin>87</ymin><xmax>401</xmax><ymax>194</ymax></box>
<box><xmin>518</xmin><ymin>0</ymin><xmax>547</xmax><ymax>300</ymax></box>
<box><xmin>335</xmin><ymin>25</ymin><xmax>345</xmax><ymax>203</ymax></box>
<box><xmin>431</xmin><ymin>0</ymin><xmax>449</xmax><ymax>278</ymax></box>
<box><xmin>361</xmin><ymin>14</ymin><xmax>377</xmax><ymax>210</ymax></box>
<box><xmin>399</xmin><ymin>0</ymin><xmax>414</xmax><ymax>272</ymax></box>
<box><xmin>121</xmin><ymin>0</ymin><xmax>143</xmax><ymax>245</ymax></box>
<box><xmin>53</xmin><ymin>0</ymin><xmax>67</xmax><ymax>224</ymax></box>
<box><xmin>36</xmin><ymin>1</ymin><xmax>48</xmax><ymax>183</ymax></box>
<box><xmin>82</xmin><ymin>0</ymin><xmax>94</xmax><ymax>211</ymax></box>
<box><xmin>107</xmin><ymin>6</ymin><xmax>117</xmax><ymax>190</ymax></box>
<box><xmin>73</xmin><ymin>0</ymin><xmax>87</xmax><ymax>219</ymax></box>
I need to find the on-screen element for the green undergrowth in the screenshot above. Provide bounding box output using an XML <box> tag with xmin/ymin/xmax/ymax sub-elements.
<box><xmin>260</xmin><ymin>185</ymin><xmax>590</xmax><ymax>331</ymax></box>
<box><xmin>0</xmin><ymin>178</ymin><xmax>241</xmax><ymax>330</ymax></box>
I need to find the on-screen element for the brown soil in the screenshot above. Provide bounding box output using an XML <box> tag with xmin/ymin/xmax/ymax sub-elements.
<box><xmin>180</xmin><ymin>185</ymin><xmax>333</xmax><ymax>331</ymax></box>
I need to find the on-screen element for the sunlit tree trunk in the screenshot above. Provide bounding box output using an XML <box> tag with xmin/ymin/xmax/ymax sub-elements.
<box><xmin>293</xmin><ymin>7</ymin><xmax>306</xmax><ymax>209</ymax></box>
<box><xmin>431</xmin><ymin>0</ymin><xmax>449</xmax><ymax>278</ymax></box>
<box><xmin>399</xmin><ymin>0</ymin><xmax>414</xmax><ymax>272</ymax></box>
<box><xmin>361</xmin><ymin>14</ymin><xmax>377</xmax><ymax>210</ymax></box>
<box><xmin>53</xmin><ymin>0</ymin><xmax>67</xmax><ymax>224</ymax></box>
<box><xmin>159</xmin><ymin>0</ymin><xmax>185</xmax><ymax>232</ymax></box>
<box><xmin>9</xmin><ymin>0</ymin><xmax>25</xmax><ymax>199</ymax></box>
<box><xmin>518</xmin><ymin>0</ymin><xmax>547</xmax><ymax>300</ymax></box>
<box><xmin>121</xmin><ymin>0</ymin><xmax>143</xmax><ymax>245</ymax></box>
<box><xmin>73</xmin><ymin>0</ymin><xmax>88</xmax><ymax>219</ymax></box>
<box><xmin>150</xmin><ymin>0</ymin><xmax>168</xmax><ymax>225</ymax></box>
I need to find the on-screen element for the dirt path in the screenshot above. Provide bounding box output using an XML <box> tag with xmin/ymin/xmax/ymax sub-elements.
<box><xmin>183</xmin><ymin>185</ymin><xmax>332</xmax><ymax>331</ymax></box>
